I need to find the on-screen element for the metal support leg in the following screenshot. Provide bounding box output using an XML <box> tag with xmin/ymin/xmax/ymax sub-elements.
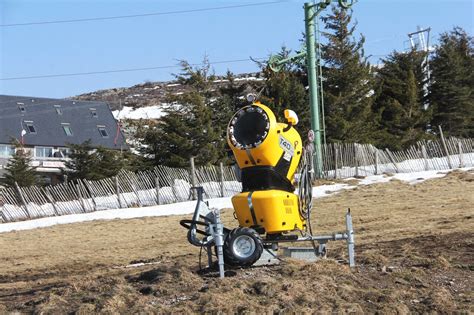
<box><xmin>213</xmin><ymin>210</ymin><xmax>225</xmax><ymax>278</ymax></box>
<box><xmin>318</xmin><ymin>241</ymin><xmax>327</xmax><ymax>258</ymax></box>
<box><xmin>345</xmin><ymin>208</ymin><xmax>355</xmax><ymax>267</ymax></box>
<box><xmin>207</xmin><ymin>247</ymin><xmax>213</xmax><ymax>268</ymax></box>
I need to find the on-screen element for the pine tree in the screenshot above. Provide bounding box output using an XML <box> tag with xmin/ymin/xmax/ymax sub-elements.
<box><xmin>372</xmin><ymin>50</ymin><xmax>432</xmax><ymax>149</ymax></box>
<box><xmin>64</xmin><ymin>140</ymin><xmax>96</xmax><ymax>181</ymax></box>
<box><xmin>64</xmin><ymin>140</ymin><xmax>125</xmax><ymax>181</ymax></box>
<box><xmin>88</xmin><ymin>147</ymin><xmax>125</xmax><ymax>179</ymax></box>
<box><xmin>211</xmin><ymin>71</ymin><xmax>249</xmax><ymax>162</ymax></box>
<box><xmin>321</xmin><ymin>6</ymin><xmax>376</xmax><ymax>143</ymax></box>
<box><xmin>430</xmin><ymin>27</ymin><xmax>474</xmax><ymax>137</ymax></box>
<box><xmin>3</xmin><ymin>146</ymin><xmax>38</xmax><ymax>188</ymax></box>
<box><xmin>142</xmin><ymin>59</ymin><xmax>221</xmax><ymax>167</ymax></box>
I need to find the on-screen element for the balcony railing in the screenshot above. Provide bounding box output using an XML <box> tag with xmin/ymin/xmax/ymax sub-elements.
<box><xmin>0</xmin><ymin>156</ymin><xmax>69</xmax><ymax>173</ymax></box>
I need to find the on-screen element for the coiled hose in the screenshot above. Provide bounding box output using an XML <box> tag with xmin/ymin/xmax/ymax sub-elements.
<box><xmin>298</xmin><ymin>148</ymin><xmax>314</xmax><ymax>224</ymax></box>
<box><xmin>298</xmin><ymin>147</ymin><xmax>318</xmax><ymax>253</ymax></box>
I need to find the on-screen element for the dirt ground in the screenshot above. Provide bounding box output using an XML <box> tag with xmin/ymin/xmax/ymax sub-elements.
<box><xmin>0</xmin><ymin>170</ymin><xmax>473</xmax><ymax>313</ymax></box>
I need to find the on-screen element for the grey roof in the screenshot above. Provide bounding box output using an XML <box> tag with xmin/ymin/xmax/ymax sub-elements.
<box><xmin>0</xmin><ymin>95</ymin><xmax>127</xmax><ymax>149</ymax></box>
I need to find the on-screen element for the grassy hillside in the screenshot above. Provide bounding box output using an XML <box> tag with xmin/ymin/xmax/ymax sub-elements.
<box><xmin>0</xmin><ymin>170</ymin><xmax>472</xmax><ymax>313</ymax></box>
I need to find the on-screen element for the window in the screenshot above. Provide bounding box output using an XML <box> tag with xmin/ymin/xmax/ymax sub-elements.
<box><xmin>98</xmin><ymin>126</ymin><xmax>109</xmax><ymax>137</ymax></box>
<box><xmin>54</xmin><ymin>105</ymin><xmax>62</xmax><ymax>115</ymax></box>
<box><xmin>18</xmin><ymin>102</ymin><xmax>26</xmax><ymax>113</ymax></box>
<box><xmin>90</xmin><ymin>108</ymin><xmax>98</xmax><ymax>118</ymax></box>
<box><xmin>24</xmin><ymin>121</ymin><xmax>36</xmax><ymax>134</ymax></box>
<box><xmin>62</xmin><ymin>123</ymin><xmax>73</xmax><ymax>136</ymax></box>
<box><xmin>0</xmin><ymin>145</ymin><xmax>15</xmax><ymax>158</ymax></box>
<box><xmin>35</xmin><ymin>147</ymin><xmax>53</xmax><ymax>158</ymax></box>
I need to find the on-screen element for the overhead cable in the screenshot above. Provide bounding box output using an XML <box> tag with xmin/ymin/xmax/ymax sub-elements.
<box><xmin>0</xmin><ymin>58</ymin><xmax>266</xmax><ymax>81</ymax></box>
<box><xmin>0</xmin><ymin>1</ymin><xmax>287</xmax><ymax>27</ymax></box>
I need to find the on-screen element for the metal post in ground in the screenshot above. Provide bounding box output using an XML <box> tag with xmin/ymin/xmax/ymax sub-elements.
<box><xmin>213</xmin><ymin>209</ymin><xmax>225</xmax><ymax>278</ymax></box>
<box><xmin>345</xmin><ymin>208</ymin><xmax>355</xmax><ymax>267</ymax></box>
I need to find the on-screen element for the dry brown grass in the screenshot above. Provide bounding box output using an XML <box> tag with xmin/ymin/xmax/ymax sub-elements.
<box><xmin>0</xmin><ymin>169</ymin><xmax>473</xmax><ymax>313</ymax></box>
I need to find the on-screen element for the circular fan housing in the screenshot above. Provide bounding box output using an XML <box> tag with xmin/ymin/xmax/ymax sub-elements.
<box><xmin>228</xmin><ymin>106</ymin><xmax>270</xmax><ymax>149</ymax></box>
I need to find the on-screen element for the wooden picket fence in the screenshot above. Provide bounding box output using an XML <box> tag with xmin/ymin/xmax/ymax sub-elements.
<box><xmin>0</xmin><ymin>137</ymin><xmax>472</xmax><ymax>223</ymax></box>
<box><xmin>321</xmin><ymin>137</ymin><xmax>473</xmax><ymax>179</ymax></box>
<box><xmin>0</xmin><ymin>163</ymin><xmax>241</xmax><ymax>223</ymax></box>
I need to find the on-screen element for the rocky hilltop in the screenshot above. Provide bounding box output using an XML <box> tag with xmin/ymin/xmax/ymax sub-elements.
<box><xmin>75</xmin><ymin>72</ymin><xmax>263</xmax><ymax>111</ymax></box>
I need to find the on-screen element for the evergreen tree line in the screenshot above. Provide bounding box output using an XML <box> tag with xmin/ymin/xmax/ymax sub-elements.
<box><xmin>142</xmin><ymin>7</ymin><xmax>472</xmax><ymax>168</ymax></box>
<box><xmin>1</xmin><ymin>6</ymin><xmax>472</xmax><ymax>187</ymax></box>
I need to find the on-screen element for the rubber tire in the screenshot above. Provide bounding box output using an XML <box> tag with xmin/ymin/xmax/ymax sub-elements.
<box><xmin>223</xmin><ymin>227</ymin><xmax>263</xmax><ymax>267</ymax></box>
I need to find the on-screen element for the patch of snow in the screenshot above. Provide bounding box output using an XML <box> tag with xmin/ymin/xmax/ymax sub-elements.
<box><xmin>113</xmin><ymin>105</ymin><xmax>166</xmax><ymax>120</ymax></box>
<box><xmin>391</xmin><ymin>169</ymin><xmax>450</xmax><ymax>185</ymax></box>
<box><xmin>355</xmin><ymin>174</ymin><xmax>392</xmax><ymax>185</ymax></box>
<box><xmin>0</xmin><ymin>197</ymin><xmax>233</xmax><ymax>233</ymax></box>
<box><xmin>312</xmin><ymin>183</ymin><xmax>352</xmax><ymax>198</ymax></box>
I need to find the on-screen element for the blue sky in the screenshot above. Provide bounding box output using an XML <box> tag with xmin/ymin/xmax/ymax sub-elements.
<box><xmin>0</xmin><ymin>0</ymin><xmax>472</xmax><ymax>98</ymax></box>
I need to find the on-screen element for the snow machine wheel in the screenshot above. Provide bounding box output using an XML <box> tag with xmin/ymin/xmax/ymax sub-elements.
<box><xmin>224</xmin><ymin>227</ymin><xmax>263</xmax><ymax>267</ymax></box>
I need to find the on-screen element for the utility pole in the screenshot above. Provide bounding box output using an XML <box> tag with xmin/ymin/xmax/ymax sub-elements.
<box><xmin>269</xmin><ymin>0</ymin><xmax>355</xmax><ymax>178</ymax></box>
<box><xmin>408</xmin><ymin>26</ymin><xmax>432</xmax><ymax>110</ymax></box>
<box><xmin>304</xmin><ymin>2</ymin><xmax>323</xmax><ymax>178</ymax></box>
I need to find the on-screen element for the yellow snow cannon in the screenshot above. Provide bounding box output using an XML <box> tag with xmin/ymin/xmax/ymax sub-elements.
<box><xmin>227</xmin><ymin>102</ymin><xmax>305</xmax><ymax>235</ymax></box>
<box><xmin>180</xmin><ymin>101</ymin><xmax>355</xmax><ymax>273</ymax></box>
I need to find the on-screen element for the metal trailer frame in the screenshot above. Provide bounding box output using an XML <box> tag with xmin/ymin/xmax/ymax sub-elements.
<box><xmin>183</xmin><ymin>186</ymin><xmax>355</xmax><ymax>278</ymax></box>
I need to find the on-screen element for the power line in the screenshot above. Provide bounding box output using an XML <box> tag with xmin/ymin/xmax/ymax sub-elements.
<box><xmin>0</xmin><ymin>1</ymin><xmax>287</xmax><ymax>27</ymax></box>
<box><xmin>0</xmin><ymin>58</ymin><xmax>267</xmax><ymax>81</ymax></box>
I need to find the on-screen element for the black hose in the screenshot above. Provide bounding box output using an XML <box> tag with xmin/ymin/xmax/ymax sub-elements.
<box><xmin>179</xmin><ymin>219</ymin><xmax>210</xmax><ymax>236</ymax></box>
<box><xmin>298</xmin><ymin>149</ymin><xmax>313</xmax><ymax>221</ymax></box>
<box><xmin>298</xmin><ymin>148</ymin><xmax>318</xmax><ymax>255</ymax></box>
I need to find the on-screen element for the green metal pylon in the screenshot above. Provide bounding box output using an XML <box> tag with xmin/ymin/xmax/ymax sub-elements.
<box><xmin>304</xmin><ymin>2</ymin><xmax>323</xmax><ymax>178</ymax></box>
<box><xmin>269</xmin><ymin>0</ymin><xmax>356</xmax><ymax>178</ymax></box>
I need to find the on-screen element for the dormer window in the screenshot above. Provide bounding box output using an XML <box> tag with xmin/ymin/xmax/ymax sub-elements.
<box><xmin>24</xmin><ymin>121</ymin><xmax>36</xmax><ymax>134</ymax></box>
<box><xmin>62</xmin><ymin>123</ymin><xmax>73</xmax><ymax>136</ymax></box>
<box><xmin>90</xmin><ymin>108</ymin><xmax>98</xmax><ymax>118</ymax></box>
<box><xmin>97</xmin><ymin>125</ymin><xmax>108</xmax><ymax>137</ymax></box>
<box><xmin>54</xmin><ymin>105</ymin><xmax>62</xmax><ymax>115</ymax></box>
<box><xmin>18</xmin><ymin>102</ymin><xmax>26</xmax><ymax>113</ymax></box>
